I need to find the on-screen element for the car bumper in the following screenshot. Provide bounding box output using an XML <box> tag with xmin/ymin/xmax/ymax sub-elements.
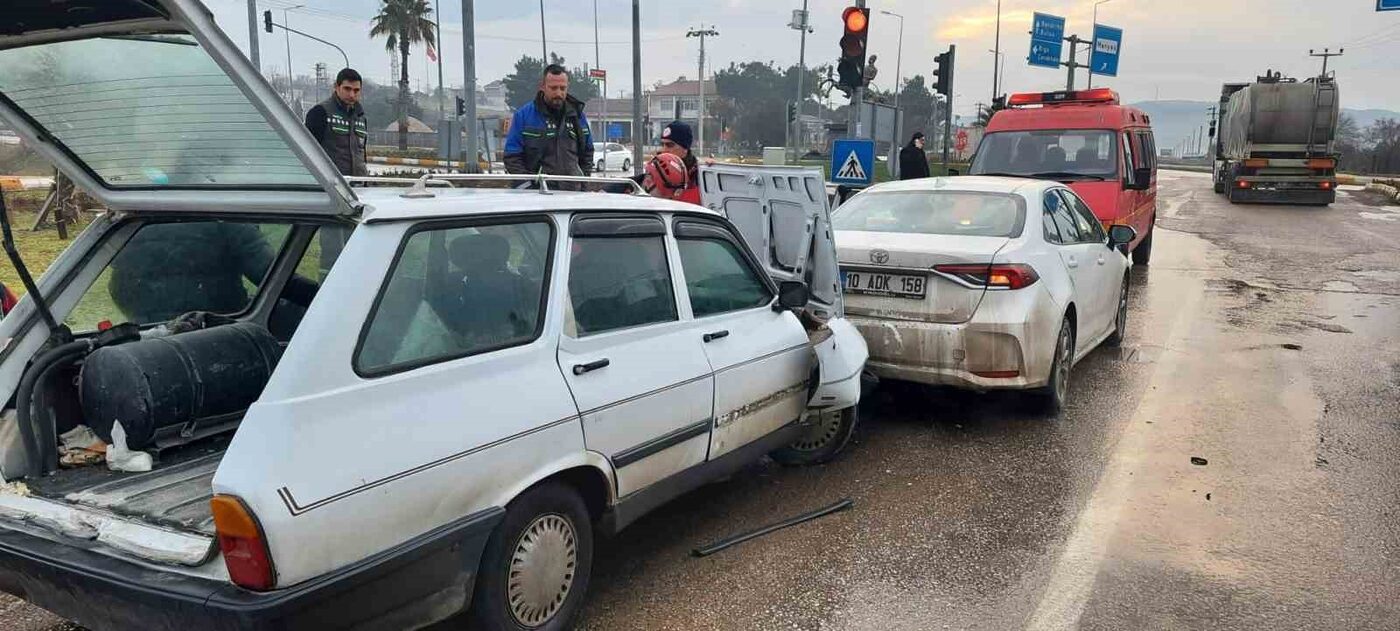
<box><xmin>848</xmin><ymin>286</ymin><xmax>1062</xmax><ymax>390</ymax></box>
<box><xmin>0</xmin><ymin>508</ymin><xmax>503</xmax><ymax>631</ymax></box>
<box><xmin>1231</xmin><ymin>185</ymin><xmax>1335</xmax><ymax>205</ymax></box>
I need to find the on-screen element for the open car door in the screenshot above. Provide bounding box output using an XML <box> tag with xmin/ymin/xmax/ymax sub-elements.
<box><xmin>698</xmin><ymin>164</ymin><xmax>866</xmax><ymax>411</ymax></box>
<box><xmin>0</xmin><ymin>0</ymin><xmax>357</xmax><ymax>217</ymax></box>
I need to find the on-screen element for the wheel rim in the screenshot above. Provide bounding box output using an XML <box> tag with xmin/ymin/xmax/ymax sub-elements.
<box><xmin>507</xmin><ymin>514</ymin><xmax>577</xmax><ymax>628</ymax></box>
<box><xmin>1054</xmin><ymin>326</ymin><xmax>1073</xmax><ymax>403</ymax></box>
<box><xmin>790</xmin><ymin>409</ymin><xmax>843</xmax><ymax>452</ymax></box>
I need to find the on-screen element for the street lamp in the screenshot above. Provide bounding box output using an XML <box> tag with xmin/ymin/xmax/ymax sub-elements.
<box><xmin>992</xmin><ymin>0</ymin><xmax>1001</xmax><ymax>103</ymax></box>
<box><xmin>878</xmin><ymin>10</ymin><xmax>904</xmax><ymax>108</ymax></box>
<box><xmin>1088</xmin><ymin>0</ymin><xmax>1115</xmax><ymax>88</ymax></box>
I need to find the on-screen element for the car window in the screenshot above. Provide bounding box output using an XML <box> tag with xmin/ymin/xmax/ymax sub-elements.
<box><xmin>567</xmin><ymin>232</ymin><xmax>678</xmax><ymax>336</ymax></box>
<box><xmin>65</xmin><ymin>220</ymin><xmax>294</xmax><ymax>330</ymax></box>
<box><xmin>1045</xmin><ymin>191</ymin><xmax>1082</xmax><ymax>244</ymax></box>
<box><xmin>1042</xmin><ymin>197</ymin><xmax>1065</xmax><ymax>244</ymax></box>
<box><xmin>1060</xmin><ymin>190</ymin><xmax>1107</xmax><ymax>243</ymax></box>
<box><xmin>969</xmin><ymin>129</ymin><xmax>1118</xmax><ymax>179</ymax></box>
<box><xmin>356</xmin><ymin>221</ymin><xmax>551</xmax><ymax>375</ymax></box>
<box><xmin>833</xmin><ymin>190</ymin><xmax>1026</xmax><ymax>238</ymax></box>
<box><xmin>267</xmin><ymin>224</ymin><xmax>355</xmax><ymax>341</ymax></box>
<box><xmin>1122</xmin><ymin>132</ymin><xmax>1136</xmax><ymax>186</ymax></box>
<box><xmin>676</xmin><ymin>231</ymin><xmax>773</xmax><ymax>318</ymax></box>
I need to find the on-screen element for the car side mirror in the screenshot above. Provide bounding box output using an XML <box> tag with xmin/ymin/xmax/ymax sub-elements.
<box><xmin>1107</xmin><ymin>224</ymin><xmax>1138</xmax><ymax>251</ymax></box>
<box><xmin>774</xmin><ymin>281</ymin><xmax>809</xmax><ymax>311</ymax></box>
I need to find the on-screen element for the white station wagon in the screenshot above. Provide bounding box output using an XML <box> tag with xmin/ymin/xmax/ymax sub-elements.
<box><xmin>0</xmin><ymin>2</ymin><xmax>866</xmax><ymax>629</ymax></box>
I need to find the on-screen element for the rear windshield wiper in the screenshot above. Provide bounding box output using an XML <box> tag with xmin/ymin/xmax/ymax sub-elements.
<box><xmin>1026</xmin><ymin>172</ymin><xmax>1107</xmax><ymax>181</ymax></box>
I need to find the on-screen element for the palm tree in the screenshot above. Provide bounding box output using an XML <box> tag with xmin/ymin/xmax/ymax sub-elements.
<box><xmin>370</xmin><ymin>0</ymin><xmax>436</xmax><ymax>150</ymax></box>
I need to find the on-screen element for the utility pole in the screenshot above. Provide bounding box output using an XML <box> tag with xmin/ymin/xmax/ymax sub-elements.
<box><xmin>461</xmin><ymin>0</ymin><xmax>479</xmax><ymax>171</ymax></box>
<box><xmin>632</xmin><ymin>0</ymin><xmax>643</xmax><ymax>175</ymax></box>
<box><xmin>791</xmin><ymin>1</ymin><xmax>812</xmax><ymax>160</ymax></box>
<box><xmin>881</xmin><ymin>9</ymin><xmax>904</xmax><ymax>173</ymax></box>
<box><xmin>992</xmin><ymin>0</ymin><xmax>1001</xmax><ymax>102</ymax></box>
<box><xmin>283</xmin><ymin>5</ymin><xmax>304</xmax><ymax>104</ymax></box>
<box><xmin>686</xmin><ymin>26</ymin><xmax>719</xmax><ymax>156</ymax></box>
<box><xmin>538</xmin><ymin>0</ymin><xmax>548</xmax><ymax>62</ymax></box>
<box><xmin>247</xmin><ymin>0</ymin><xmax>260</xmax><ymax>70</ymax></box>
<box><xmin>594</xmin><ymin>0</ymin><xmax>607</xmax><ymax>167</ymax></box>
<box><xmin>1309</xmin><ymin>47</ymin><xmax>1344</xmax><ymax>77</ymax></box>
<box><xmin>1062</xmin><ymin>34</ymin><xmax>1087</xmax><ymax>91</ymax></box>
<box><xmin>1088</xmin><ymin>0</ymin><xmax>1115</xmax><ymax>88</ymax></box>
<box><xmin>434</xmin><ymin>0</ymin><xmax>445</xmax><ymax>121</ymax></box>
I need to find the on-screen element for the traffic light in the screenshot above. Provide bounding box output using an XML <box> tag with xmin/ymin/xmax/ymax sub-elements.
<box><xmin>455</xmin><ymin>96</ymin><xmax>466</xmax><ymax>117</ymax></box>
<box><xmin>263</xmin><ymin>10</ymin><xmax>273</xmax><ymax>34</ymax></box>
<box><xmin>836</xmin><ymin>6</ymin><xmax>870</xmax><ymax>97</ymax></box>
<box><xmin>933</xmin><ymin>47</ymin><xmax>955</xmax><ymax>97</ymax></box>
<box><xmin>787</xmin><ymin>102</ymin><xmax>797</xmax><ymax>124</ymax></box>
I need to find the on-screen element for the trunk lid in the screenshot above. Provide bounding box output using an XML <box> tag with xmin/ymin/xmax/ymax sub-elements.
<box><xmin>835</xmin><ymin>230</ymin><xmax>1010</xmax><ymax>324</ymax></box>
<box><xmin>698</xmin><ymin>164</ymin><xmax>844</xmax><ymax>319</ymax></box>
<box><xmin>0</xmin><ymin>0</ymin><xmax>356</xmax><ymax>216</ymax></box>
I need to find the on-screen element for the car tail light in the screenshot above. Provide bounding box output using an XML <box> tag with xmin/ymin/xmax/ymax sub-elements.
<box><xmin>211</xmin><ymin>495</ymin><xmax>276</xmax><ymax>591</ymax></box>
<box><xmin>1319</xmin><ymin>181</ymin><xmax>1333</xmax><ymax>190</ymax></box>
<box><xmin>935</xmin><ymin>264</ymin><xmax>1039</xmax><ymax>290</ymax></box>
<box><xmin>1236</xmin><ymin>180</ymin><xmax>1250</xmax><ymax>189</ymax></box>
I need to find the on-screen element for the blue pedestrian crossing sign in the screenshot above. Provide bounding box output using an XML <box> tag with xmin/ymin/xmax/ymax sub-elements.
<box><xmin>1090</xmin><ymin>24</ymin><xmax>1123</xmax><ymax>77</ymax></box>
<box><xmin>830</xmin><ymin>138</ymin><xmax>875</xmax><ymax>186</ymax></box>
<box><xmin>1028</xmin><ymin>12</ymin><xmax>1065</xmax><ymax>69</ymax></box>
<box><xmin>1380</xmin><ymin>0</ymin><xmax>1400</xmax><ymax>10</ymax></box>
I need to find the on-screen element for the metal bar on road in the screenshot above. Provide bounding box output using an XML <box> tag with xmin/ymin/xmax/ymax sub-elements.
<box><xmin>691</xmin><ymin>498</ymin><xmax>854</xmax><ymax>557</ymax></box>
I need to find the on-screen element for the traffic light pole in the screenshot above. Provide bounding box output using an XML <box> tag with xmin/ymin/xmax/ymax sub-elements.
<box><xmin>1063</xmin><ymin>34</ymin><xmax>1087</xmax><ymax>91</ymax></box>
<box><xmin>942</xmin><ymin>45</ymin><xmax>955</xmax><ymax>173</ymax></box>
<box><xmin>849</xmin><ymin>0</ymin><xmax>865</xmax><ymax>140</ymax></box>
<box><xmin>461</xmin><ymin>0</ymin><xmax>479</xmax><ymax>172</ymax></box>
<box><xmin>247</xmin><ymin>0</ymin><xmax>260</xmax><ymax>70</ymax></box>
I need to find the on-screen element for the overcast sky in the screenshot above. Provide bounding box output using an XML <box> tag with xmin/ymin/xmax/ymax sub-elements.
<box><xmin>207</xmin><ymin>0</ymin><xmax>1400</xmax><ymax>117</ymax></box>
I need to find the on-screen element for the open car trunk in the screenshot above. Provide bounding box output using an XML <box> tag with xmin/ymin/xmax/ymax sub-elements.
<box><xmin>0</xmin><ymin>0</ymin><xmax>361</xmax><ymax>569</ymax></box>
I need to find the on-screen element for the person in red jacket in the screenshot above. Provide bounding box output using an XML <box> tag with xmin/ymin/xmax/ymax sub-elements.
<box><xmin>655</xmin><ymin>121</ymin><xmax>701</xmax><ymax>205</ymax></box>
<box><xmin>1</xmin><ymin>282</ymin><xmax>18</xmax><ymax>318</ymax></box>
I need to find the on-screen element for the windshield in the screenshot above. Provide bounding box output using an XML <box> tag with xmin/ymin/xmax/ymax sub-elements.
<box><xmin>0</xmin><ymin>35</ymin><xmax>319</xmax><ymax>189</ymax></box>
<box><xmin>832</xmin><ymin>190</ymin><xmax>1026</xmax><ymax>238</ymax></box>
<box><xmin>971</xmin><ymin>129</ymin><xmax>1119</xmax><ymax>179</ymax></box>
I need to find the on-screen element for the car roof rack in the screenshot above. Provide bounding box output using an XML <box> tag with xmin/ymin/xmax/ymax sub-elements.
<box><xmin>345</xmin><ymin>176</ymin><xmax>454</xmax><ymax>188</ymax></box>
<box><xmin>395</xmin><ymin>173</ymin><xmax>647</xmax><ymax>198</ymax></box>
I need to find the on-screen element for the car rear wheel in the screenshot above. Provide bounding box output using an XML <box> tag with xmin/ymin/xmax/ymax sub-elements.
<box><xmin>1106</xmin><ymin>274</ymin><xmax>1129</xmax><ymax>347</ymax></box>
<box><xmin>621</xmin><ymin>159</ymin><xmax>632</xmax><ymax>172</ymax></box>
<box><xmin>596</xmin><ymin>160</ymin><xmax>606</xmax><ymax>172</ymax></box>
<box><xmin>1037</xmin><ymin>317</ymin><xmax>1075</xmax><ymax>415</ymax></box>
<box><xmin>1132</xmin><ymin>224</ymin><xmax>1154</xmax><ymax>266</ymax></box>
<box><xmin>468</xmin><ymin>482</ymin><xmax>593</xmax><ymax>631</ymax></box>
<box><xmin>770</xmin><ymin>406</ymin><xmax>858</xmax><ymax>466</ymax></box>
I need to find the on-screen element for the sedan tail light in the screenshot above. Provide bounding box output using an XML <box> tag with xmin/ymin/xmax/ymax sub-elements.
<box><xmin>934</xmin><ymin>264</ymin><xmax>1040</xmax><ymax>290</ymax></box>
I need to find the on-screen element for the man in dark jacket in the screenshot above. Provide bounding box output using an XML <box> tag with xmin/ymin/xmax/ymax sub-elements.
<box><xmin>503</xmin><ymin>65</ymin><xmax>594</xmax><ymax>176</ymax></box>
<box><xmin>305</xmin><ymin>68</ymin><xmax>368</xmax><ymax>177</ymax></box>
<box><xmin>899</xmin><ymin>132</ymin><xmax>931</xmax><ymax>180</ymax></box>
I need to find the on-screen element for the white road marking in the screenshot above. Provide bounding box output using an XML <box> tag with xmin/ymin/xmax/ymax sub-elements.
<box><xmin>1024</xmin><ymin>273</ymin><xmax>1207</xmax><ymax>631</ymax></box>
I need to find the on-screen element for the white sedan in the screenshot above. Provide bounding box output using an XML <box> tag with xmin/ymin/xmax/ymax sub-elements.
<box><xmin>593</xmin><ymin>142</ymin><xmax>633</xmax><ymax>173</ymax></box>
<box><xmin>833</xmin><ymin>176</ymin><xmax>1136</xmax><ymax>412</ymax></box>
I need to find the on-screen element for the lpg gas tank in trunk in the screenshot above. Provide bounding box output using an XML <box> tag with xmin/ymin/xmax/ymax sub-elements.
<box><xmin>836</xmin><ymin>231</ymin><xmax>1010</xmax><ymax>324</ymax></box>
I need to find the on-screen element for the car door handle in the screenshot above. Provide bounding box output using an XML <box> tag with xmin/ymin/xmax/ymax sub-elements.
<box><xmin>572</xmin><ymin>359</ymin><xmax>610</xmax><ymax>375</ymax></box>
<box><xmin>703</xmin><ymin>330</ymin><xmax>730</xmax><ymax>343</ymax></box>
<box><xmin>1066</xmin><ymin>256</ymin><xmax>1079</xmax><ymax>269</ymax></box>
<box><xmin>1097</xmin><ymin>255</ymin><xmax>1107</xmax><ymax>265</ymax></box>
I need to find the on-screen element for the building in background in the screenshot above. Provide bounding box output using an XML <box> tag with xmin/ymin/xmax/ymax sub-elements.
<box><xmin>645</xmin><ymin>79</ymin><xmax>720</xmax><ymax>148</ymax></box>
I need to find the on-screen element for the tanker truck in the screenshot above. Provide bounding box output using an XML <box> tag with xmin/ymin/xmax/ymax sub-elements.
<box><xmin>1210</xmin><ymin>70</ymin><xmax>1340</xmax><ymax>205</ymax></box>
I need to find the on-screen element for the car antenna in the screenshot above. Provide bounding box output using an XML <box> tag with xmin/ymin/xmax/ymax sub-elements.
<box><xmin>0</xmin><ymin>188</ymin><xmax>69</xmax><ymax>344</ymax></box>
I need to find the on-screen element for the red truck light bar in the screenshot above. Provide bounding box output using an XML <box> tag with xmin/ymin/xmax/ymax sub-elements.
<box><xmin>1007</xmin><ymin>88</ymin><xmax>1119</xmax><ymax>106</ymax></box>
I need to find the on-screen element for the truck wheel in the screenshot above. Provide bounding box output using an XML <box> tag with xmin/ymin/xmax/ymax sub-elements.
<box><xmin>1106</xmin><ymin>274</ymin><xmax>1130</xmax><ymax>347</ymax></box>
<box><xmin>468</xmin><ymin>482</ymin><xmax>593</xmax><ymax>631</ymax></box>
<box><xmin>1131</xmin><ymin>224</ymin><xmax>1154</xmax><ymax>266</ymax></box>
<box><xmin>1036</xmin><ymin>317</ymin><xmax>1075</xmax><ymax>415</ymax></box>
<box><xmin>1213</xmin><ymin>180</ymin><xmax>1225</xmax><ymax>194</ymax></box>
<box><xmin>770</xmin><ymin>407</ymin><xmax>858</xmax><ymax>466</ymax></box>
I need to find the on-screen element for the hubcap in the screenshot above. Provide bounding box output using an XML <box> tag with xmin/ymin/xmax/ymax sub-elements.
<box><xmin>791</xmin><ymin>410</ymin><xmax>843</xmax><ymax>451</ymax></box>
<box><xmin>507</xmin><ymin>514</ymin><xmax>577</xmax><ymax>628</ymax></box>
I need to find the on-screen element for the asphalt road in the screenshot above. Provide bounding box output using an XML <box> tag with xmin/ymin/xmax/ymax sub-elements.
<box><xmin>2</xmin><ymin>170</ymin><xmax>1397</xmax><ymax>630</ymax></box>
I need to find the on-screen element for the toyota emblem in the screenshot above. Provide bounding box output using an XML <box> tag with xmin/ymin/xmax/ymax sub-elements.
<box><xmin>870</xmin><ymin>249</ymin><xmax>890</xmax><ymax>264</ymax></box>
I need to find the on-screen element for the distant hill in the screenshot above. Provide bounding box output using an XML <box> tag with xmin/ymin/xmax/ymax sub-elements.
<box><xmin>1127</xmin><ymin>100</ymin><xmax>1400</xmax><ymax>156</ymax></box>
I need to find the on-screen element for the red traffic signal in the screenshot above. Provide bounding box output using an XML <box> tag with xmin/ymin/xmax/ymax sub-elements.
<box><xmin>843</xmin><ymin>7</ymin><xmax>868</xmax><ymax>33</ymax></box>
<box><xmin>837</xmin><ymin>7</ymin><xmax>871</xmax><ymax>94</ymax></box>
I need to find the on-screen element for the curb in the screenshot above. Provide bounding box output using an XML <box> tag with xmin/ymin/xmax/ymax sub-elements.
<box><xmin>1366</xmin><ymin>182</ymin><xmax>1400</xmax><ymax>204</ymax></box>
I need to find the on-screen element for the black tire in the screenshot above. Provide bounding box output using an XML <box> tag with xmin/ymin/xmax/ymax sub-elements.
<box><xmin>1037</xmin><ymin>317</ymin><xmax>1075</xmax><ymax>415</ymax></box>
<box><xmin>621</xmin><ymin>159</ymin><xmax>632</xmax><ymax>172</ymax></box>
<box><xmin>770</xmin><ymin>406</ymin><xmax>858</xmax><ymax>466</ymax></box>
<box><xmin>1106</xmin><ymin>274</ymin><xmax>1129</xmax><ymax>347</ymax></box>
<box><xmin>468</xmin><ymin>482</ymin><xmax>593</xmax><ymax>631</ymax></box>
<box><xmin>596</xmin><ymin>160</ymin><xmax>606</xmax><ymax>172</ymax></box>
<box><xmin>1131</xmin><ymin>223</ymin><xmax>1154</xmax><ymax>266</ymax></box>
<box><xmin>1213</xmin><ymin>180</ymin><xmax>1225</xmax><ymax>194</ymax></box>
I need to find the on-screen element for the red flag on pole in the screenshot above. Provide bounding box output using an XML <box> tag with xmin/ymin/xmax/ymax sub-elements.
<box><xmin>426</xmin><ymin>44</ymin><xmax>438</xmax><ymax>62</ymax></box>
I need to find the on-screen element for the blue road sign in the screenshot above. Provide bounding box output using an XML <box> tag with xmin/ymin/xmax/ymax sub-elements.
<box><xmin>1380</xmin><ymin>0</ymin><xmax>1400</xmax><ymax>10</ymax></box>
<box><xmin>607</xmin><ymin>122</ymin><xmax>625</xmax><ymax>140</ymax></box>
<box><xmin>1090</xmin><ymin>24</ymin><xmax>1123</xmax><ymax>77</ymax></box>
<box><xmin>1029</xmin><ymin>13</ymin><xmax>1066</xmax><ymax>69</ymax></box>
<box><xmin>830</xmin><ymin>138</ymin><xmax>875</xmax><ymax>186</ymax></box>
